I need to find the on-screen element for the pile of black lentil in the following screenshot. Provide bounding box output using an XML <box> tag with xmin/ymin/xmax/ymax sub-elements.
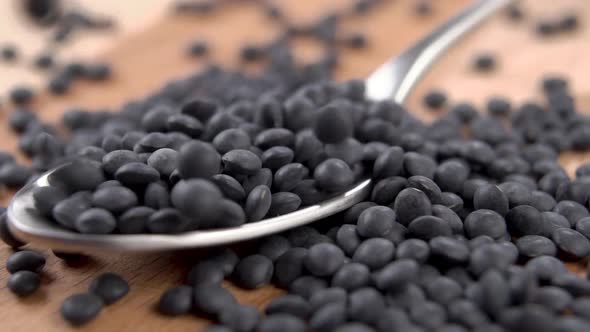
<box><xmin>3</xmin><ymin>0</ymin><xmax>590</xmax><ymax>331</ymax></box>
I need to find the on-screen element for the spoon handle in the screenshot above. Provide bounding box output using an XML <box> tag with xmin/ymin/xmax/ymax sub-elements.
<box><xmin>366</xmin><ymin>0</ymin><xmax>512</xmax><ymax>103</ymax></box>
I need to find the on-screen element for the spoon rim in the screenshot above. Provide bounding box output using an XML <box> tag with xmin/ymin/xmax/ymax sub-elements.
<box><xmin>7</xmin><ymin>164</ymin><xmax>371</xmax><ymax>252</ymax></box>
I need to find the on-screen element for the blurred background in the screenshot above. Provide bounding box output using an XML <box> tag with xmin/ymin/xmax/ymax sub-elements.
<box><xmin>0</xmin><ymin>0</ymin><xmax>170</xmax><ymax>90</ymax></box>
<box><xmin>0</xmin><ymin>0</ymin><xmax>587</xmax><ymax>105</ymax></box>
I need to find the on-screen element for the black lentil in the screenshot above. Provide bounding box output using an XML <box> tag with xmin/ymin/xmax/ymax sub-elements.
<box><xmin>177</xmin><ymin>140</ymin><xmax>220</xmax><ymax>179</ymax></box>
<box><xmin>33</xmin><ymin>52</ymin><xmax>54</xmax><ymax>69</ymax></box>
<box><xmin>114</xmin><ymin>162</ymin><xmax>159</xmax><ymax>185</ymax></box>
<box><xmin>144</xmin><ymin>182</ymin><xmax>171</xmax><ymax>210</ymax></box>
<box><xmin>89</xmin><ymin>273</ymin><xmax>129</xmax><ymax>305</ymax></box>
<box><xmin>304</xmin><ymin>243</ymin><xmax>344</xmax><ymax>277</ymax></box>
<box><xmin>309</xmin><ymin>287</ymin><xmax>347</xmax><ymax>312</ymax></box>
<box><xmin>0</xmin><ymin>163</ymin><xmax>33</xmax><ymax>187</ymax></box>
<box><xmin>186</xmin><ymin>261</ymin><xmax>224</xmax><ymax>286</ymax></box>
<box><xmin>314</xmin><ymin>158</ymin><xmax>354</xmax><ymax>192</ymax></box>
<box><xmin>552</xmin><ymin>228</ymin><xmax>590</xmax><ymax>259</ymax></box>
<box><xmin>408</xmin><ymin>215</ymin><xmax>452</xmax><ymax>240</ymax></box>
<box><xmin>499</xmin><ymin>181</ymin><xmax>533</xmax><ymax>207</ymax></box>
<box><xmin>435</xmin><ymin>160</ymin><xmax>469</xmax><ymax>193</ymax></box>
<box><xmin>242</xmin><ymin>168</ymin><xmax>272</xmax><ymax>194</ymax></box>
<box><xmin>396</xmin><ymin>238</ymin><xmax>430</xmax><ymax>263</ymax></box>
<box><xmin>187</xmin><ymin>39</ymin><xmax>209</xmax><ymax>57</ymax></box>
<box><xmin>171</xmin><ymin>179</ymin><xmax>222</xmax><ymax>222</ymax></box>
<box><xmin>423</xmin><ymin>89</ymin><xmax>447</xmax><ymax>109</ymax></box>
<box><xmin>506</xmin><ymin>205</ymin><xmax>544</xmax><ymax>236</ymax></box>
<box><xmin>371</xmin><ymin>177</ymin><xmax>407</xmax><ymax>205</ymax></box>
<box><xmin>0</xmin><ymin>212</ymin><xmax>24</xmax><ymax>248</ymax></box>
<box><xmin>432</xmin><ymin>204</ymin><xmax>463</xmax><ymax>235</ymax></box>
<box><xmin>1</xmin><ymin>44</ymin><xmax>18</xmax><ymax>61</ymax></box>
<box><xmin>261</xmin><ymin>146</ymin><xmax>294</xmax><ymax>170</ymax></box>
<box><xmin>341</xmin><ymin>32</ymin><xmax>367</xmax><ymax>49</ymax></box>
<box><xmin>530</xmin><ymin>190</ymin><xmax>557</xmax><ymax>211</ymax></box>
<box><xmin>9</xmin><ymin>86</ymin><xmax>35</xmax><ymax>105</ymax></box>
<box><xmin>244</xmin><ymin>185</ymin><xmax>272</xmax><ymax>222</ymax></box>
<box><xmin>313</xmin><ymin>102</ymin><xmax>353</xmax><ymax>144</ymax></box>
<box><xmin>158</xmin><ymin>285</ymin><xmax>193</xmax><ymax>316</ymax></box>
<box><xmin>203</xmin><ymin>248</ymin><xmax>239</xmax><ymax>277</ymax></box>
<box><xmin>393</xmin><ymin>188</ymin><xmax>432</xmax><ymax>226</ymax></box>
<box><xmin>559</xmin><ymin>13</ymin><xmax>579</xmax><ymax>31</ymax></box>
<box><xmin>117</xmin><ymin>206</ymin><xmax>153</xmax><ymax>234</ymax></box>
<box><xmin>309</xmin><ymin>302</ymin><xmax>347</xmax><ymax>331</ymax></box>
<box><xmin>331</xmin><ymin>262</ymin><xmax>370</xmax><ymax>291</ymax></box>
<box><xmin>7</xmin><ymin>270</ymin><xmax>41</xmax><ymax>297</ymax></box>
<box><xmin>470</xmin><ymin>243</ymin><xmax>518</xmax><ymax>276</ymax></box>
<box><xmin>50</xmin><ymin>191</ymin><xmax>91</xmax><ymax>228</ymax></box>
<box><xmin>91</xmin><ymin>185</ymin><xmax>137</xmax><ymax>214</ymax></box>
<box><xmin>551</xmin><ymin>274</ymin><xmax>590</xmax><ymax>297</ymax></box>
<box><xmin>530</xmin><ymin>286</ymin><xmax>572</xmax><ymax>313</ymax></box>
<box><xmin>274</xmin><ymin>248</ymin><xmax>307</xmax><ymax>288</ymax></box>
<box><xmin>265</xmin><ymin>295</ymin><xmax>310</xmax><ymax>319</ymax></box>
<box><xmin>571</xmin><ymin>298</ymin><xmax>590</xmax><ymax>319</ymax></box>
<box><xmin>218</xmin><ymin>304</ymin><xmax>260</xmax><ymax>332</ymax></box>
<box><xmin>447</xmin><ymin>299</ymin><xmax>490</xmax><ymax>329</ymax></box>
<box><xmin>6</xmin><ymin>250</ymin><xmax>45</xmax><ymax>273</ymax></box>
<box><xmin>403</xmin><ymin>152</ymin><xmax>437</xmax><ymax>179</ymax></box>
<box><xmin>372</xmin><ymin>147</ymin><xmax>404</xmax><ymax>180</ymax></box>
<box><xmin>347</xmin><ymin>287</ymin><xmax>385</xmax><ymax>324</ymax></box>
<box><xmin>75</xmin><ymin>208</ymin><xmax>117</xmax><ymax>234</ymax></box>
<box><xmin>410</xmin><ymin>300</ymin><xmax>447</xmax><ymax>329</ymax></box>
<box><xmin>193</xmin><ymin>283</ymin><xmax>236</xmax><ymax>316</ymax></box>
<box><xmin>516</xmin><ymin>235</ymin><xmax>557</xmax><ymax>257</ymax></box>
<box><xmin>554</xmin><ymin>200</ymin><xmax>589</xmax><ymax>226</ymax></box>
<box><xmin>60</xmin><ymin>293</ymin><xmax>104</xmax><ymax>325</ymax></box>
<box><xmin>147</xmin><ymin>207</ymin><xmax>188</xmax><ymax>233</ymax></box>
<box><xmin>473</xmin><ymin>52</ymin><xmax>496</xmax><ymax>72</ymax></box>
<box><xmin>536</xmin><ymin>20</ymin><xmax>559</xmax><ymax>36</ymax></box>
<box><xmin>407</xmin><ymin>176</ymin><xmax>441</xmax><ymax>203</ymax></box>
<box><xmin>506</xmin><ymin>4</ymin><xmax>524</xmax><ymax>21</ymax></box>
<box><xmin>289</xmin><ymin>275</ymin><xmax>328</xmax><ymax>300</ymax></box>
<box><xmin>356</xmin><ymin>205</ymin><xmax>395</xmax><ymax>238</ymax></box>
<box><xmin>210</xmin><ymin>174</ymin><xmax>245</xmax><ymax>202</ymax></box>
<box><xmin>325</xmin><ymin>138</ymin><xmax>364</xmax><ymax>166</ymax></box>
<box><xmin>464</xmin><ymin>209</ymin><xmax>506</xmax><ymax>239</ymax></box>
<box><xmin>374</xmin><ymin>259</ymin><xmax>419</xmax><ymax>293</ymax></box>
<box><xmin>257</xmin><ymin>314</ymin><xmax>306</xmax><ymax>332</ymax></box>
<box><xmin>233</xmin><ymin>254</ymin><xmax>273</xmax><ymax>289</ymax></box>
<box><xmin>222</xmin><ymin>149</ymin><xmax>262</xmax><ymax>175</ymax></box>
<box><xmin>252</xmin><ymin>189</ymin><xmax>289</xmax><ymax>215</ymax></box>
<box><xmin>352</xmin><ymin>238</ymin><xmax>395</xmax><ymax>270</ymax></box>
<box><xmin>525</xmin><ymin>255</ymin><xmax>568</xmax><ymax>282</ymax></box>
<box><xmin>205</xmin><ymin>325</ymin><xmax>233</xmax><ymax>332</ymax></box>
<box><xmin>257</xmin><ymin>235</ymin><xmax>291</xmax><ymax>262</ymax></box>
<box><xmin>273</xmin><ymin>163</ymin><xmax>308</xmax><ymax>192</ymax></box>
<box><xmin>430</xmin><ymin>236</ymin><xmax>470</xmax><ymax>265</ymax></box>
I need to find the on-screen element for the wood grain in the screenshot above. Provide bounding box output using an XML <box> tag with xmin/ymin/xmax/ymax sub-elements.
<box><xmin>0</xmin><ymin>0</ymin><xmax>589</xmax><ymax>331</ymax></box>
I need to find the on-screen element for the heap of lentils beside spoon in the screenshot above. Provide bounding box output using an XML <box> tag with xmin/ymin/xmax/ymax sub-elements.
<box><xmin>3</xmin><ymin>0</ymin><xmax>590</xmax><ymax>331</ymax></box>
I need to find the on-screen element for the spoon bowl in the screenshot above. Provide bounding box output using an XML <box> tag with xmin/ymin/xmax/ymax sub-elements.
<box><xmin>7</xmin><ymin>0</ymin><xmax>511</xmax><ymax>252</ymax></box>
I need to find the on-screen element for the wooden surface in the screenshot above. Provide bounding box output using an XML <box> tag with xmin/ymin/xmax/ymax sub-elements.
<box><xmin>0</xmin><ymin>0</ymin><xmax>589</xmax><ymax>331</ymax></box>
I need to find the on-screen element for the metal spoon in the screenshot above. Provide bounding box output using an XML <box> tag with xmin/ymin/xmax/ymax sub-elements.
<box><xmin>7</xmin><ymin>0</ymin><xmax>512</xmax><ymax>252</ymax></box>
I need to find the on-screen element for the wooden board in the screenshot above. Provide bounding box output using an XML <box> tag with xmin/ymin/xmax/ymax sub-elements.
<box><xmin>0</xmin><ymin>0</ymin><xmax>589</xmax><ymax>331</ymax></box>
